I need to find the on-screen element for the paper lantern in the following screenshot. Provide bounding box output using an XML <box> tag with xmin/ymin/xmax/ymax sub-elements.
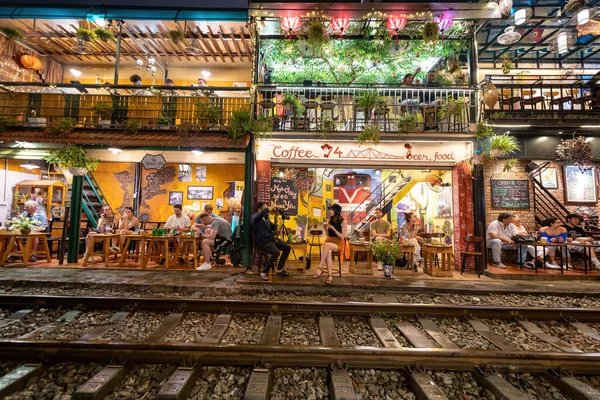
<box><xmin>483</xmin><ymin>81</ymin><xmax>499</xmax><ymax>109</ymax></box>
<box><xmin>331</xmin><ymin>18</ymin><xmax>351</xmax><ymax>37</ymax></box>
<box><xmin>499</xmin><ymin>0</ymin><xmax>513</xmax><ymax>18</ymax></box>
<box><xmin>280</xmin><ymin>17</ymin><xmax>302</xmax><ymax>38</ymax></box>
<box><xmin>386</xmin><ymin>17</ymin><xmax>407</xmax><ymax>40</ymax></box>
<box><xmin>20</xmin><ymin>55</ymin><xmax>42</xmax><ymax>71</ymax></box>
<box><xmin>435</xmin><ymin>14</ymin><xmax>453</xmax><ymax>31</ymax></box>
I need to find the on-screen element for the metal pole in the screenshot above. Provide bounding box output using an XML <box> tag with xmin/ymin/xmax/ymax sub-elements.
<box><xmin>133</xmin><ymin>163</ymin><xmax>142</xmax><ymax>214</ymax></box>
<box><xmin>114</xmin><ymin>20</ymin><xmax>123</xmax><ymax>85</ymax></box>
<box><xmin>468</xmin><ymin>35</ymin><xmax>479</xmax><ymax>87</ymax></box>
<box><xmin>241</xmin><ymin>136</ymin><xmax>255</xmax><ymax>268</ymax></box>
<box><xmin>67</xmin><ymin>176</ymin><xmax>83</xmax><ymax>264</ymax></box>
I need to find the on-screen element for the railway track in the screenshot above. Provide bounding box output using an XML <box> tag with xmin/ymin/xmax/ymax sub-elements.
<box><xmin>0</xmin><ymin>294</ymin><xmax>599</xmax><ymax>399</ymax></box>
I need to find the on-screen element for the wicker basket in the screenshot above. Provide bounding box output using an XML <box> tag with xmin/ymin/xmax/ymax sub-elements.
<box><xmin>483</xmin><ymin>81</ymin><xmax>499</xmax><ymax>109</ymax></box>
<box><xmin>565</xmin><ymin>0</ymin><xmax>585</xmax><ymax>13</ymax></box>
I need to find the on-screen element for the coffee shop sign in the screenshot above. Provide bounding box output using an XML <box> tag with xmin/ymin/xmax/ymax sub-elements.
<box><xmin>257</xmin><ymin>141</ymin><xmax>469</xmax><ymax>163</ymax></box>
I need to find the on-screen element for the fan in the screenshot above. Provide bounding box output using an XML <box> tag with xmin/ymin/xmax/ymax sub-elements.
<box><xmin>72</xmin><ymin>39</ymin><xmax>95</xmax><ymax>55</ymax></box>
<box><xmin>525</xmin><ymin>161</ymin><xmax>551</xmax><ymax>178</ymax></box>
<box><xmin>497</xmin><ymin>27</ymin><xmax>522</xmax><ymax>46</ymax></box>
<box><xmin>183</xmin><ymin>39</ymin><xmax>203</xmax><ymax>55</ymax></box>
<box><xmin>425</xmin><ymin>174</ymin><xmax>451</xmax><ymax>193</ymax></box>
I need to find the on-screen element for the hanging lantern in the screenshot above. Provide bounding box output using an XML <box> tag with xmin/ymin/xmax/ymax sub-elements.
<box><xmin>386</xmin><ymin>17</ymin><xmax>407</xmax><ymax>40</ymax></box>
<box><xmin>20</xmin><ymin>55</ymin><xmax>43</xmax><ymax>71</ymax></box>
<box><xmin>435</xmin><ymin>14</ymin><xmax>453</xmax><ymax>31</ymax></box>
<box><xmin>498</xmin><ymin>0</ymin><xmax>513</xmax><ymax>18</ymax></box>
<box><xmin>331</xmin><ymin>18</ymin><xmax>351</xmax><ymax>37</ymax></box>
<box><xmin>483</xmin><ymin>81</ymin><xmax>499</xmax><ymax>109</ymax></box>
<box><xmin>136</xmin><ymin>59</ymin><xmax>143</xmax><ymax>70</ymax></box>
<box><xmin>280</xmin><ymin>17</ymin><xmax>302</xmax><ymax>39</ymax></box>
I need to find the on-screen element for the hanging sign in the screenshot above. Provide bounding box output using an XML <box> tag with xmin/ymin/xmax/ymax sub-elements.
<box><xmin>141</xmin><ymin>154</ymin><xmax>166</xmax><ymax>170</ymax></box>
<box><xmin>577</xmin><ymin>21</ymin><xmax>600</xmax><ymax>37</ymax></box>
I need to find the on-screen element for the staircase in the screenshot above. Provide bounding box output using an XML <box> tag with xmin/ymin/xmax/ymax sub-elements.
<box><xmin>67</xmin><ymin>172</ymin><xmax>109</xmax><ymax>228</ymax></box>
<box><xmin>349</xmin><ymin>171</ymin><xmax>413</xmax><ymax>233</ymax></box>
<box><xmin>532</xmin><ymin>177</ymin><xmax>569</xmax><ymax>228</ymax></box>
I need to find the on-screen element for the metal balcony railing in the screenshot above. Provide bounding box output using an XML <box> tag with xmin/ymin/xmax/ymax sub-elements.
<box><xmin>0</xmin><ymin>82</ymin><xmax>251</xmax><ymax>129</ymax></box>
<box><xmin>256</xmin><ymin>84</ymin><xmax>478</xmax><ymax>133</ymax></box>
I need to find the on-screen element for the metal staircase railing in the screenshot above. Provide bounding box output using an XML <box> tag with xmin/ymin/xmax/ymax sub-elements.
<box><xmin>81</xmin><ymin>172</ymin><xmax>110</xmax><ymax>228</ymax></box>
<box><xmin>532</xmin><ymin>177</ymin><xmax>569</xmax><ymax>228</ymax></box>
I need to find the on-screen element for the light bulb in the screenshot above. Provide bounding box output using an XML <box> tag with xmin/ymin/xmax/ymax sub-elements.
<box><xmin>578</xmin><ymin>9</ymin><xmax>590</xmax><ymax>25</ymax></box>
<box><xmin>108</xmin><ymin>148</ymin><xmax>122</xmax><ymax>155</ymax></box>
<box><xmin>515</xmin><ymin>9</ymin><xmax>527</xmax><ymax>25</ymax></box>
<box><xmin>191</xmin><ymin>150</ymin><xmax>204</xmax><ymax>157</ymax></box>
<box><xmin>70</xmin><ymin>69</ymin><xmax>82</xmax><ymax>77</ymax></box>
<box><xmin>201</xmin><ymin>70</ymin><xmax>211</xmax><ymax>79</ymax></box>
<box><xmin>20</xmin><ymin>163</ymin><xmax>39</xmax><ymax>170</ymax></box>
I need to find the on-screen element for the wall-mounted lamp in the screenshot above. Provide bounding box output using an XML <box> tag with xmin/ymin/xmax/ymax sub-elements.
<box><xmin>108</xmin><ymin>148</ymin><xmax>122</xmax><ymax>155</ymax></box>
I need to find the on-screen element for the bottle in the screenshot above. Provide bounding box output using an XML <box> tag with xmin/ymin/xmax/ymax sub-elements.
<box><xmin>393</xmin><ymin>231</ymin><xmax>399</xmax><ymax>242</ymax></box>
<box><xmin>179</xmin><ymin>227</ymin><xmax>183</xmax><ymax>237</ymax></box>
<box><xmin>105</xmin><ymin>224</ymin><xmax>111</xmax><ymax>234</ymax></box>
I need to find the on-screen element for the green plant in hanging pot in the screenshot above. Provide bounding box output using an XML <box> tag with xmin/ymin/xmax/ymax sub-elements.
<box><xmin>43</xmin><ymin>145</ymin><xmax>100</xmax><ymax>176</ymax></box>
<box><xmin>0</xmin><ymin>27</ymin><xmax>23</xmax><ymax>41</ymax></box>
<box><xmin>76</xmin><ymin>27</ymin><xmax>96</xmax><ymax>42</ymax></box>
<box><xmin>439</xmin><ymin>98</ymin><xmax>466</xmax><ymax>122</ymax></box>
<box><xmin>123</xmin><ymin>119</ymin><xmax>141</xmax><ymax>134</ymax></box>
<box><xmin>281</xmin><ymin>92</ymin><xmax>305</xmax><ymax>116</ymax></box>
<box><xmin>422</xmin><ymin>21</ymin><xmax>439</xmax><ymax>43</ymax></box>
<box><xmin>485</xmin><ymin>133</ymin><xmax>520</xmax><ymax>159</ymax></box>
<box><xmin>306</xmin><ymin>20</ymin><xmax>328</xmax><ymax>49</ymax></box>
<box><xmin>503</xmin><ymin>158</ymin><xmax>518</xmax><ymax>172</ymax></box>
<box><xmin>355</xmin><ymin>91</ymin><xmax>380</xmax><ymax>123</ymax></box>
<box><xmin>355</xmin><ymin>123</ymin><xmax>381</xmax><ymax>145</ymax></box>
<box><xmin>501</xmin><ymin>55</ymin><xmax>514</xmax><ymax>75</ymax></box>
<box><xmin>93</xmin><ymin>28</ymin><xmax>114</xmax><ymax>42</ymax></box>
<box><xmin>169</xmin><ymin>30</ymin><xmax>185</xmax><ymax>44</ymax></box>
<box><xmin>227</xmin><ymin>110</ymin><xmax>253</xmax><ymax>143</ymax></box>
<box><xmin>44</xmin><ymin>117</ymin><xmax>77</xmax><ymax>136</ymax></box>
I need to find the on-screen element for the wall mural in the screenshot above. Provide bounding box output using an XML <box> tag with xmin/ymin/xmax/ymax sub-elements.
<box><xmin>114</xmin><ymin>170</ymin><xmax>135</xmax><ymax>216</ymax></box>
<box><xmin>141</xmin><ymin>166</ymin><xmax>176</xmax><ymax>208</ymax></box>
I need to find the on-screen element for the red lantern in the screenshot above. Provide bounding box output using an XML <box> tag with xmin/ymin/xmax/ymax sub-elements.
<box><xmin>331</xmin><ymin>18</ymin><xmax>351</xmax><ymax>37</ymax></box>
<box><xmin>20</xmin><ymin>55</ymin><xmax>43</xmax><ymax>71</ymax></box>
<box><xmin>280</xmin><ymin>17</ymin><xmax>302</xmax><ymax>39</ymax></box>
<box><xmin>386</xmin><ymin>17</ymin><xmax>407</xmax><ymax>40</ymax></box>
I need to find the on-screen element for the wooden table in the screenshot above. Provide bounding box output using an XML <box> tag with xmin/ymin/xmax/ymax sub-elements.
<box><xmin>398</xmin><ymin>244</ymin><xmax>416</xmax><ymax>269</ymax></box>
<box><xmin>118</xmin><ymin>234</ymin><xmax>147</xmax><ymax>268</ymax></box>
<box><xmin>176</xmin><ymin>236</ymin><xmax>200</xmax><ymax>269</ymax></box>
<box><xmin>142</xmin><ymin>236</ymin><xmax>175</xmax><ymax>268</ymax></box>
<box><xmin>82</xmin><ymin>233</ymin><xmax>120</xmax><ymax>267</ymax></box>
<box><xmin>422</xmin><ymin>243</ymin><xmax>454</xmax><ymax>277</ymax></box>
<box><xmin>0</xmin><ymin>232</ymin><xmax>51</xmax><ymax>267</ymax></box>
<box><xmin>349</xmin><ymin>241</ymin><xmax>373</xmax><ymax>275</ymax></box>
<box><xmin>284</xmin><ymin>240</ymin><xmax>308</xmax><ymax>271</ymax></box>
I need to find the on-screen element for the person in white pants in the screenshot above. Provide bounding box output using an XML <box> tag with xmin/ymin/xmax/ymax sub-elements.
<box><xmin>399</xmin><ymin>212</ymin><xmax>423</xmax><ymax>272</ymax></box>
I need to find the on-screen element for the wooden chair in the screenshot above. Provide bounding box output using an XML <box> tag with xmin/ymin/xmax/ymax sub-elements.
<box><xmin>572</xmin><ymin>91</ymin><xmax>593</xmax><ymax>110</ymax></box>
<box><xmin>499</xmin><ymin>89</ymin><xmax>521</xmax><ymax>110</ymax></box>
<box><xmin>308</xmin><ymin>229</ymin><xmax>323</xmax><ymax>259</ymax></box>
<box><xmin>521</xmin><ymin>89</ymin><xmax>545</xmax><ymax>110</ymax></box>
<box><xmin>461</xmin><ymin>235</ymin><xmax>484</xmax><ymax>278</ymax></box>
<box><xmin>547</xmin><ymin>89</ymin><xmax>577</xmax><ymax>111</ymax></box>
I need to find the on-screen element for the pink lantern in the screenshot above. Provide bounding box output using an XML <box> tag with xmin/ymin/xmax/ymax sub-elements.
<box><xmin>435</xmin><ymin>14</ymin><xmax>453</xmax><ymax>31</ymax></box>
<box><xmin>499</xmin><ymin>0</ymin><xmax>513</xmax><ymax>17</ymax></box>
<box><xmin>386</xmin><ymin>17</ymin><xmax>407</xmax><ymax>40</ymax></box>
<box><xmin>280</xmin><ymin>17</ymin><xmax>302</xmax><ymax>38</ymax></box>
<box><xmin>331</xmin><ymin>17</ymin><xmax>351</xmax><ymax>37</ymax></box>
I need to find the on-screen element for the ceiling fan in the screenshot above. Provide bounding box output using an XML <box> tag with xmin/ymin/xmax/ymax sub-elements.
<box><xmin>183</xmin><ymin>39</ymin><xmax>203</xmax><ymax>55</ymax></box>
<box><xmin>425</xmin><ymin>174</ymin><xmax>451</xmax><ymax>193</ymax></box>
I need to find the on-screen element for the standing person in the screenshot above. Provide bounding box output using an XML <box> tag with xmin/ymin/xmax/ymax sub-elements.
<box><xmin>116</xmin><ymin>207</ymin><xmax>140</xmax><ymax>250</ymax></box>
<box><xmin>539</xmin><ymin>217</ymin><xmax>568</xmax><ymax>269</ymax></box>
<box><xmin>252</xmin><ymin>202</ymin><xmax>291</xmax><ymax>281</ymax></box>
<box><xmin>313</xmin><ymin>203</ymin><xmax>347</xmax><ymax>285</ymax></box>
<box><xmin>486</xmin><ymin>212</ymin><xmax>528</xmax><ymax>269</ymax></box>
<box><xmin>399</xmin><ymin>212</ymin><xmax>422</xmax><ymax>272</ymax></box>
<box><xmin>370</xmin><ymin>208</ymin><xmax>391</xmax><ymax>241</ymax></box>
<box><xmin>564</xmin><ymin>213</ymin><xmax>600</xmax><ymax>268</ymax></box>
<box><xmin>84</xmin><ymin>205</ymin><xmax>115</xmax><ymax>263</ymax></box>
<box><xmin>196</xmin><ymin>212</ymin><xmax>233</xmax><ymax>271</ymax></box>
<box><xmin>21</xmin><ymin>200</ymin><xmax>49</xmax><ymax>262</ymax></box>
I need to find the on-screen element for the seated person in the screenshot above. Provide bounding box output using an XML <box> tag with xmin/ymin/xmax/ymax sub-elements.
<box><xmin>399</xmin><ymin>212</ymin><xmax>422</xmax><ymax>272</ymax></box>
<box><xmin>564</xmin><ymin>213</ymin><xmax>600</xmax><ymax>269</ymax></box>
<box><xmin>196</xmin><ymin>212</ymin><xmax>233</xmax><ymax>271</ymax></box>
<box><xmin>164</xmin><ymin>204</ymin><xmax>191</xmax><ymax>234</ymax></box>
<box><xmin>539</xmin><ymin>217</ymin><xmax>567</xmax><ymax>269</ymax></box>
<box><xmin>486</xmin><ymin>212</ymin><xmax>528</xmax><ymax>269</ymax></box>
<box><xmin>193</xmin><ymin>203</ymin><xmax>218</xmax><ymax>233</ymax></box>
<box><xmin>370</xmin><ymin>208</ymin><xmax>391</xmax><ymax>241</ymax></box>
<box><xmin>84</xmin><ymin>205</ymin><xmax>115</xmax><ymax>263</ymax></box>
<box><xmin>252</xmin><ymin>202</ymin><xmax>291</xmax><ymax>281</ymax></box>
<box><xmin>512</xmin><ymin>215</ymin><xmax>547</xmax><ymax>269</ymax></box>
<box><xmin>21</xmin><ymin>200</ymin><xmax>49</xmax><ymax>262</ymax></box>
<box><xmin>116</xmin><ymin>207</ymin><xmax>140</xmax><ymax>250</ymax></box>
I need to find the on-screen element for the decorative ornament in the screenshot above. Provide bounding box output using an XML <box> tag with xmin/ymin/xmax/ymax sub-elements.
<box><xmin>136</xmin><ymin>59</ymin><xmax>143</xmax><ymax>70</ymax></box>
<box><xmin>422</xmin><ymin>21</ymin><xmax>439</xmax><ymax>43</ymax></box>
<box><xmin>331</xmin><ymin>18</ymin><xmax>351</xmax><ymax>37</ymax></box>
<box><xmin>501</xmin><ymin>55</ymin><xmax>514</xmax><ymax>74</ymax></box>
<box><xmin>386</xmin><ymin>17</ymin><xmax>407</xmax><ymax>41</ymax></box>
<box><xmin>483</xmin><ymin>81</ymin><xmax>499</xmax><ymax>109</ymax></box>
<box><xmin>280</xmin><ymin>16</ymin><xmax>302</xmax><ymax>39</ymax></box>
<box><xmin>20</xmin><ymin>55</ymin><xmax>42</xmax><ymax>70</ymax></box>
<box><xmin>150</xmin><ymin>66</ymin><xmax>157</xmax><ymax>76</ymax></box>
<box><xmin>498</xmin><ymin>0</ymin><xmax>513</xmax><ymax>18</ymax></box>
<box><xmin>556</xmin><ymin>136</ymin><xmax>593</xmax><ymax>172</ymax></box>
<box><xmin>565</xmin><ymin>0</ymin><xmax>586</xmax><ymax>14</ymax></box>
<box><xmin>435</xmin><ymin>14</ymin><xmax>453</xmax><ymax>31</ymax></box>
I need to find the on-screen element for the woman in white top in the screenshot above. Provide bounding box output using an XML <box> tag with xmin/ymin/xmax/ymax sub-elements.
<box><xmin>399</xmin><ymin>212</ymin><xmax>422</xmax><ymax>271</ymax></box>
<box><xmin>116</xmin><ymin>207</ymin><xmax>140</xmax><ymax>250</ymax></box>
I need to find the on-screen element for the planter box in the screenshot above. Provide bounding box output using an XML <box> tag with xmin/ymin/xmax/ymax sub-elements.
<box><xmin>99</xmin><ymin>120</ymin><xmax>111</xmax><ymax>128</ymax></box>
<box><xmin>28</xmin><ymin>117</ymin><xmax>46</xmax><ymax>128</ymax></box>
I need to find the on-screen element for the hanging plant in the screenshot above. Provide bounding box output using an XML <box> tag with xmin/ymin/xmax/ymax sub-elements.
<box><xmin>439</xmin><ymin>98</ymin><xmax>467</xmax><ymax>122</ymax></box>
<box><xmin>501</xmin><ymin>55</ymin><xmax>514</xmax><ymax>74</ymax></box>
<box><xmin>94</xmin><ymin>28</ymin><xmax>114</xmax><ymax>42</ymax></box>
<box><xmin>0</xmin><ymin>27</ymin><xmax>23</xmax><ymax>41</ymax></box>
<box><xmin>503</xmin><ymin>158</ymin><xmax>518</xmax><ymax>172</ymax></box>
<box><xmin>556</xmin><ymin>136</ymin><xmax>594</xmax><ymax>171</ymax></box>
<box><xmin>227</xmin><ymin>110</ymin><xmax>253</xmax><ymax>143</ymax></box>
<box><xmin>422</xmin><ymin>21</ymin><xmax>439</xmax><ymax>43</ymax></box>
<box><xmin>44</xmin><ymin>117</ymin><xmax>77</xmax><ymax>136</ymax></box>
<box><xmin>397</xmin><ymin>112</ymin><xmax>419</xmax><ymax>134</ymax></box>
<box><xmin>485</xmin><ymin>134</ymin><xmax>520</xmax><ymax>159</ymax></box>
<box><xmin>76</xmin><ymin>28</ymin><xmax>96</xmax><ymax>42</ymax></box>
<box><xmin>306</xmin><ymin>20</ymin><xmax>328</xmax><ymax>48</ymax></box>
<box><xmin>169</xmin><ymin>30</ymin><xmax>185</xmax><ymax>44</ymax></box>
<box><xmin>122</xmin><ymin>119</ymin><xmax>141</xmax><ymax>134</ymax></box>
<box><xmin>355</xmin><ymin>124</ymin><xmax>381</xmax><ymax>145</ymax></box>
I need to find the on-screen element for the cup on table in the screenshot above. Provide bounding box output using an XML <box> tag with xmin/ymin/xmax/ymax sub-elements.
<box><xmin>359</xmin><ymin>237</ymin><xmax>365</xmax><ymax>245</ymax></box>
<box><xmin>540</xmin><ymin>237</ymin><xmax>547</xmax><ymax>243</ymax></box>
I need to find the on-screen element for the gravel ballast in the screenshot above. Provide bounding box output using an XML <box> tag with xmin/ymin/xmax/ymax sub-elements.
<box><xmin>503</xmin><ymin>372</ymin><xmax>568</xmax><ymax>400</ymax></box>
<box><xmin>100</xmin><ymin>311</ymin><xmax>170</xmax><ymax>341</ymax></box>
<box><xmin>483</xmin><ymin>318</ymin><xmax>555</xmax><ymax>352</ymax></box>
<box><xmin>38</xmin><ymin>310</ymin><xmax>115</xmax><ymax>340</ymax></box>
<box><xmin>432</xmin><ymin>318</ymin><xmax>499</xmax><ymax>350</ymax></box>
<box><xmin>106</xmin><ymin>364</ymin><xmax>176</xmax><ymax>400</ymax></box>
<box><xmin>280</xmin><ymin>314</ymin><xmax>320</xmax><ymax>346</ymax></box>
<box><xmin>163</xmin><ymin>312</ymin><xmax>217</xmax><ymax>342</ymax></box>
<box><xmin>335</xmin><ymin>316</ymin><xmax>381</xmax><ymax>347</ymax></box>
<box><xmin>431</xmin><ymin>371</ymin><xmax>496</xmax><ymax>400</ymax></box>
<box><xmin>220</xmin><ymin>313</ymin><xmax>266</xmax><ymax>344</ymax></box>
<box><xmin>271</xmin><ymin>368</ymin><xmax>328</xmax><ymax>400</ymax></box>
<box><xmin>349</xmin><ymin>368</ymin><xmax>414</xmax><ymax>400</ymax></box>
<box><xmin>0</xmin><ymin>308</ymin><xmax>66</xmax><ymax>338</ymax></box>
<box><xmin>188</xmin><ymin>366</ymin><xmax>250</xmax><ymax>400</ymax></box>
<box><xmin>535</xmin><ymin>321</ymin><xmax>600</xmax><ymax>352</ymax></box>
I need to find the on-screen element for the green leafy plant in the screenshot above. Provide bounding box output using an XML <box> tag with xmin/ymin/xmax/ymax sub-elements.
<box><xmin>318</xmin><ymin>114</ymin><xmax>335</xmax><ymax>138</ymax></box>
<box><xmin>92</xmin><ymin>102</ymin><xmax>113</xmax><ymax>120</ymax></box>
<box><xmin>422</xmin><ymin>21</ymin><xmax>439</xmax><ymax>43</ymax></box>
<box><xmin>439</xmin><ymin>98</ymin><xmax>466</xmax><ymax>122</ymax></box>
<box><xmin>372</xmin><ymin>239</ymin><xmax>402</xmax><ymax>265</ymax></box>
<box><xmin>7</xmin><ymin>216</ymin><xmax>42</xmax><ymax>234</ymax></box>
<box><xmin>93</xmin><ymin>28</ymin><xmax>114</xmax><ymax>42</ymax></box>
<box><xmin>282</xmin><ymin>92</ymin><xmax>305</xmax><ymax>115</ymax></box>
<box><xmin>355</xmin><ymin>124</ymin><xmax>380</xmax><ymax>145</ymax></box>
<box><xmin>556</xmin><ymin>136</ymin><xmax>593</xmax><ymax>171</ymax></box>
<box><xmin>0</xmin><ymin>116</ymin><xmax>17</xmax><ymax>133</ymax></box>
<box><xmin>253</xmin><ymin>115</ymin><xmax>274</xmax><ymax>138</ymax></box>
<box><xmin>196</xmin><ymin>101</ymin><xmax>221</xmax><ymax>127</ymax></box>
<box><xmin>177</xmin><ymin>123</ymin><xmax>202</xmax><ymax>135</ymax></box>
<box><xmin>397</xmin><ymin>112</ymin><xmax>419</xmax><ymax>134</ymax></box>
<box><xmin>44</xmin><ymin>117</ymin><xmax>77</xmax><ymax>136</ymax></box>
<box><xmin>0</xmin><ymin>27</ymin><xmax>23</xmax><ymax>41</ymax></box>
<box><xmin>76</xmin><ymin>27</ymin><xmax>96</xmax><ymax>42</ymax></box>
<box><xmin>123</xmin><ymin>119</ymin><xmax>141</xmax><ymax>134</ymax></box>
<box><xmin>294</xmin><ymin>215</ymin><xmax>308</xmax><ymax>226</ymax></box>
<box><xmin>355</xmin><ymin>91</ymin><xmax>380</xmax><ymax>123</ymax></box>
<box><xmin>475</xmin><ymin>121</ymin><xmax>494</xmax><ymax>140</ymax></box>
<box><xmin>169</xmin><ymin>30</ymin><xmax>185</xmax><ymax>44</ymax></box>
<box><xmin>43</xmin><ymin>145</ymin><xmax>100</xmax><ymax>172</ymax></box>
<box><xmin>306</xmin><ymin>20</ymin><xmax>327</xmax><ymax>48</ymax></box>
<box><xmin>227</xmin><ymin>110</ymin><xmax>253</xmax><ymax>143</ymax></box>
<box><xmin>156</xmin><ymin>116</ymin><xmax>171</xmax><ymax>126</ymax></box>
<box><xmin>485</xmin><ymin>134</ymin><xmax>520</xmax><ymax>159</ymax></box>
<box><xmin>503</xmin><ymin>158</ymin><xmax>518</xmax><ymax>172</ymax></box>
<box><xmin>502</xmin><ymin>55</ymin><xmax>514</xmax><ymax>75</ymax></box>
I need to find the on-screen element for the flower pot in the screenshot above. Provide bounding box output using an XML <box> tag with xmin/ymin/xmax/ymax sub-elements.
<box><xmin>68</xmin><ymin>167</ymin><xmax>88</xmax><ymax>176</ymax></box>
<box><xmin>383</xmin><ymin>263</ymin><xmax>393</xmax><ymax>278</ymax></box>
<box><xmin>28</xmin><ymin>117</ymin><xmax>46</xmax><ymax>128</ymax></box>
<box><xmin>157</xmin><ymin>125</ymin><xmax>170</xmax><ymax>130</ymax></box>
<box><xmin>99</xmin><ymin>120</ymin><xmax>111</xmax><ymax>128</ymax></box>
<box><xmin>489</xmin><ymin>149</ymin><xmax>502</xmax><ymax>158</ymax></box>
<box><xmin>20</xmin><ymin>227</ymin><xmax>31</xmax><ymax>235</ymax></box>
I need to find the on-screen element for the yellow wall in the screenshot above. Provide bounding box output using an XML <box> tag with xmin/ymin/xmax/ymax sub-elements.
<box><xmin>92</xmin><ymin>162</ymin><xmax>136</xmax><ymax>218</ymax></box>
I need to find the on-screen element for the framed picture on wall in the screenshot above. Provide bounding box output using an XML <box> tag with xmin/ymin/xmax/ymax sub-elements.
<box><xmin>539</xmin><ymin>167</ymin><xmax>558</xmax><ymax>189</ymax></box>
<box><xmin>188</xmin><ymin>186</ymin><xmax>213</xmax><ymax>200</ymax></box>
<box><xmin>169</xmin><ymin>191</ymin><xmax>183</xmax><ymax>206</ymax></box>
<box><xmin>196</xmin><ymin>166</ymin><xmax>207</xmax><ymax>182</ymax></box>
<box><xmin>564</xmin><ymin>165</ymin><xmax>597</xmax><ymax>204</ymax></box>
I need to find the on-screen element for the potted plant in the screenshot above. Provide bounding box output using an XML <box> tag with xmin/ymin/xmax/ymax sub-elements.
<box><xmin>0</xmin><ymin>27</ymin><xmax>23</xmax><ymax>41</ymax></box>
<box><xmin>94</xmin><ymin>28</ymin><xmax>114</xmax><ymax>42</ymax></box>
<box><xmin>503</xmin><ymin>158</ymin><xmax>518</xmax><ymax>172</ymax></box>
<box><xmin>169</xmin><ymin>30</ymin><xmax>185</xmax><ymax>44</ymax></box>
<box><xmin>397</xmin><ymin>112</ymin><xmax>419</xmax><ymax>134</ymax></box>
<box><xmin>485</xmin><ymin>133</ymin><xmax>520</xmax><ymax>159</ymax></box>
<box><xmin>0</xmin><ymin>116</ymin><xmax>17</xmax><ymax>133</ymax></box>
<box><xmin>156</xmin><ymin>115</ymin><xmax>171</xmax><ymax>129</ymax></box>
<box><xmin>196</xmin><ymin>101</ymin><xmax>222</xmax><ymax>129</ymax></box>
<box><xmin>44</xmin><ymin>117</ymin><xmax>77</xmax><ymax>136</ymax></box>
<box><xmin>92</xmin><ymin>102</ymin><xmax>113</xmax><ymax>128</ymax></box>
<box><xmin>227</xmin><ymin>110</ymin><xmax>253</xmax><ymax>143</ymax></box>
<box><xmin>42</xmin><ymin>145</ymin><xmax>100</xmax><ymax>176</ymax></box>
<box><xmin>7</xmin><ymin>216</ymin><xmax>42</xmax><ymax>235</ymax></box>
<box><xmin>318</xmin><ymin>114</ymin><xmax>335</xmax><ymax>138</ymax></box>
<box><xmin>28</xmin><ymin>109</ymin><xmax>46</xmax><ymax>128</ymax></box>
<box><xmin>76</xmin><ymin>27</ymin><xmax>96</xmax><ymax>42</ymax></box>
<box><xmin>281</xmin><ymin>93</ymin><xmax>304</xmax><ymax>116</ymax></box>
<box><xmin>355</xmin><ymin>91</ymin><xmax>380</xmax><ymax>123</ymax></box>
<box><xmin>372</xmin><ymin>239</ymin><xmax>402</xmax><ymax>277</ymax></box>
<box><xmin>422</xmin><ymin>21</ymin><xmax>439</xmax><ymax>43</ymax></box>
<box><xmin>556</xmin><ymin>136</ymin><xmax>593</xmax><ymax>172</ymax></box>
<box><xmin>306</xmin><ymin>20</ymin><xmax>327</xmax><ymax>48</ymax></box>
<box><xmin>355</xmin><ymin>123</ymin><xmax>380</xmax><ymax>145</ymax></box>
<box><xmin>123</xmin><ymin>119</ymin><xmax>141</xmax><ymax>134</ymax></box>
<box><xmin>253</xmin><ymin>114</ymin><xmax>274</xmax><ymax>139</ymax></box>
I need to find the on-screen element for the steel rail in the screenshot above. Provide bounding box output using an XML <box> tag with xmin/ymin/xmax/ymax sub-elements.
<box><xmin>0</xmin><ymin>294</ymin><xmax>599</xmax><ymax>321</ymax></box>
<box><xmin>0</xmin><ymin>340</ymin><xmax>599</xmax><ymax>374</ymax></box>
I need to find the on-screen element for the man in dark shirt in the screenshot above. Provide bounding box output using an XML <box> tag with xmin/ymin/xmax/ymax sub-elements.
<box><xmin>564</xmin><ymin>213</ymin><xmax>600</xmax><ymax>268</ymax></box>
<box><xmin>252</xmin><ymin>202</ymin><xmax>291</xmax><ymax>281</ymax></box>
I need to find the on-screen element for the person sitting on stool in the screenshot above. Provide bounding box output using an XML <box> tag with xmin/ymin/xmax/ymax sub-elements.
<box><xmin>196</xmin><ymin>212</ymin><xmax>232</xmax><ymax>271</ymax></box>
<box><xmin>252</xmin><ymin>202</ymin><xmax>290</xmax><ymax>281</ymax></box>
<box><xmin>21</xmin><ymin>200</ymin><xmax>49</xmax><ymax>263</ymax></box>
<box><xmin>486</xmin><ymin>212</ymin><xmax>527</xmax><ymax>269</ymax></box>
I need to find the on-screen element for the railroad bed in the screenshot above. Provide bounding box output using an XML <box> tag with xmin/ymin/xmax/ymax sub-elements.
<box><xmin>0</xmin><ymin>294</ymin><xmax>600</xmax><ymax>399</ymax></box>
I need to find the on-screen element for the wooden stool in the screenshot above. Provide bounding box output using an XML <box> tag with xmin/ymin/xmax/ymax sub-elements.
<box><xmin>0</xmin><ymin>233</ymin><xmax>51</xmax><ymax>267</ymax></box>
<box><xmin>461</xmin><ymin>235</ymin><xmax>483</xmax><ymax>278</ymax></box>
<box><xmin>118</xmin><ymin>234</ymin><xmax>147</xmax><ymax>267</ymax></box>
<box><xmin>83</xmin><ymin>233</ymin><xmax>120</xmax><ymax>267</ymax></box>
<box><xmin>349</xmin><ymin>241</ymin><xmax>373</xmax><ymax>275</ymax></box>
<box><xmin>308</xmin><ymin>229</ymin><xmax>323</xmax><ymax>259</ymax></box>
<box><xmin>143</xmin><ymin>236</ymin><xmax>173</xmax><ymax>268</ymax></box>
<box><xmin>398</xmin><ymin>244</ymin><xmax>416</xmax><ymax>269</ymax></box>
<box><xmin>422</xmin><ymin>243</ymin><xmax>453</xmax><ymax>277</ymax></box>
<box><xmin>176</xmin><ymin>236</ymin><xmax>200</xmax><ymax>269</ymax></box>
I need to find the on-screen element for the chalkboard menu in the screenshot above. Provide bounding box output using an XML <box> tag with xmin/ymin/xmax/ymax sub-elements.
<box><xmin>271</xmin><ymin>177</ymin><xmax>298</xmax><ymax>216</ymax></box>
<box><xmin>491</xmin><ymin>179</ymin><xmax>530</xmax><ymax>209</ymax></box>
